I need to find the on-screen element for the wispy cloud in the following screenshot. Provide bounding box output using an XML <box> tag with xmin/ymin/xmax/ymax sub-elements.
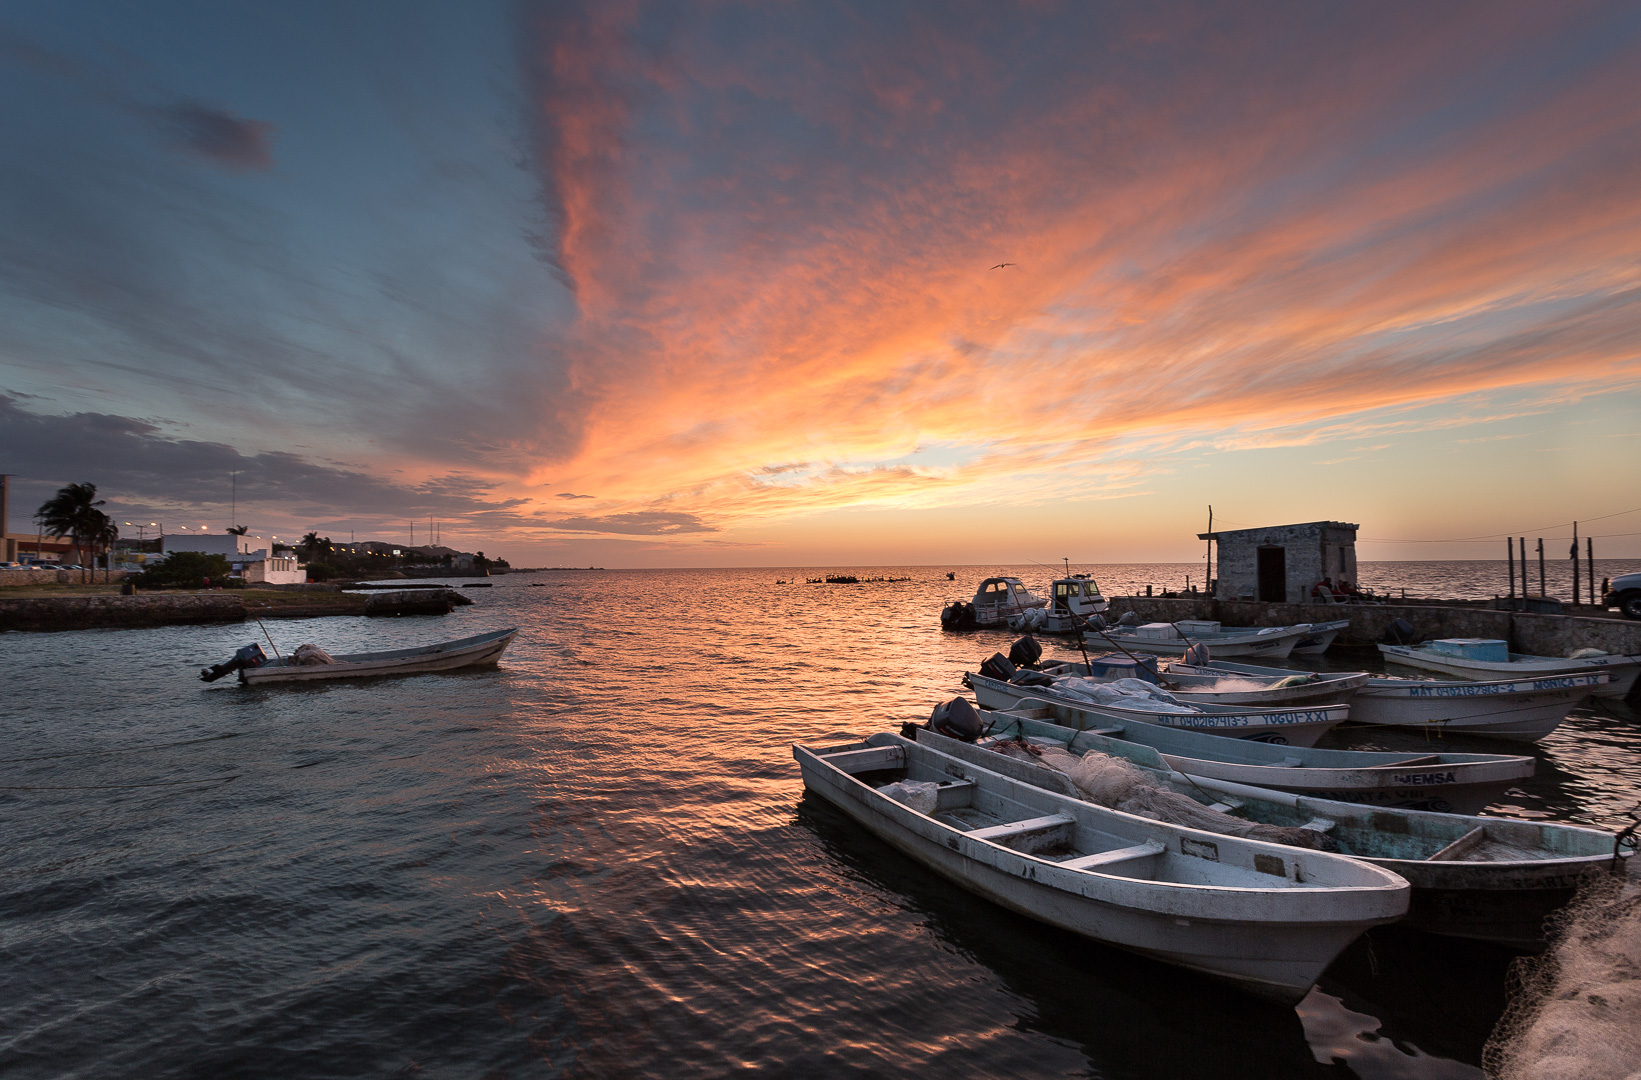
<box><xmin>150</xmin><ymin>101</ymin><xmax>274</xmax><ymax>171</ymax></box>
<box><xmin>509</xmin><ymin>1</ymin><xmax>1641</xmax><ymax>536</ymax></box>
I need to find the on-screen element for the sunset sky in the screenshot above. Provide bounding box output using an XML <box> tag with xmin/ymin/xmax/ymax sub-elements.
<box><xmin>2</xmin><ymin>1</ymin><xmax>1639</xmax><ymax>565</ymax></box>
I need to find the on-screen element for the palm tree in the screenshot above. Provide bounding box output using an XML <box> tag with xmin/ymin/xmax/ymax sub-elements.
<box><xmin>35</xmin><ymin>483</ymin><xmax>109</xmax><ymax>582</ymax></box>
<box><xmin>91</xmin><ymin>511</ymin><xmax>119</xmax><ymax>582</ymax></box>
<box><xmin>299</xmin><ymin>531</ymin><xmax>321</xmax><ymax>559</ymax></box>
<box><xmin>226</xmin><ymin>525</ymin><xmax>249</xmax><ymax>535</ymax></box>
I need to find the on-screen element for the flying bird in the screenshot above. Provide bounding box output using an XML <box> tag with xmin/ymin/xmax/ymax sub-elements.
<box><xmin>991</xmin><ymin>262</ymin><xmax>1015</xmax><ymax>269</ymax></box>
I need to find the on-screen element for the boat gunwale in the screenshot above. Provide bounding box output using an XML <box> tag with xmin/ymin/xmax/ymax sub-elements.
<box><xmin>795</xmin><ymin>734</ymin><xmax>1410</xmax><ymax>910</ymax></box>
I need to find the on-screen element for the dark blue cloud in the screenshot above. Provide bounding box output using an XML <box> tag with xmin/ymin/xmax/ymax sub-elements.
<box><xmin>152</xmin><ymin>101</ymin><xmax>274</xmax><ymax>170</ymax></box>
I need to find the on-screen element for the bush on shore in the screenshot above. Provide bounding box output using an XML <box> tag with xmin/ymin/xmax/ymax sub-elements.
<box><xmin>133</xmin><ymin>552</ymin><xmax>232</xmax><ymax>589</ymax></box>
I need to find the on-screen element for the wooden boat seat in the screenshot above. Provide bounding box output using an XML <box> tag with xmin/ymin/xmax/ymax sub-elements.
<box><xmin>824</xmin><ymin>746</ymin><xmax>904</xmax><ymax>774</ymax></box>
<box><xmin>1300</xmin><ymin>817</ymin><xmax>1337</xmax><ymax>833</ymax></box>
<box><xmin>934</xmin><ymin>779</ymin><xmax>976</xmax><ymax>810</ymax></box>
<box><xmin>1205</xmin><ymin>798</ymin><xmax>1245</xmax><ymax>814</ymax></box>
<box><xmin>1059</xmin><ymin>840</ymin><xmax>1167</xmax><ymax>871</ymax></box>
<box><xmin>968</xmin><ymin>813</ymin><xmax>1076</xmax><ymax>843</ymax></box>
<box><xmin>1427</xmin><ymin>825</ymin><xmax>1487</xmax><ymax>862</ymax></box>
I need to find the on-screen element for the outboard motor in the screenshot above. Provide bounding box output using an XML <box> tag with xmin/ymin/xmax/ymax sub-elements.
<box><xmin>1117</xmin><ymin>611</ymin><xmax>1141</xmax><ymax>628</ymax></box>
<box><xmin>978</xmin><ymin>652</ymin><xmax>1017</xmax><ymax>682</ymax></box>
<box><xmin>940</xmin><ymin>601</ymin><xmax>977</xmax><ymax>630</ymax></box>
<box><xmin>929</xmin><ymin>697</ymin><xmax>985</xmax><ymax>742</ymax></box>
<box><xmin>1381</xmin><ymin>618</ymin><xmax>1417</xmax><ymax>646</ymax></box>
<box><xmin>200</xmin><ymin>642</ymin><xmax>267</xmax><ymax>683</ymax></box>
<box><xmin>1008</xmin><ymin>635</ymin><xmax>1043</xmax><ymax>668</ymax></box>
<box><xmin>1082</xmin><ymin>613</ymin><xmax>1108</xmax><ymax>632</ymax></box>
<box><xmin>1181</xmin><ymin>642</ymin><xmax>1211</xmax><ymax>666</ymax></box>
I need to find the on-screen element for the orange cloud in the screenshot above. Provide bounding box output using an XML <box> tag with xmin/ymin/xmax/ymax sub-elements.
<box><xmin>507</xmin><ymin>2</ymin><xmax>1641</xmax><ymax>541</ymax></box>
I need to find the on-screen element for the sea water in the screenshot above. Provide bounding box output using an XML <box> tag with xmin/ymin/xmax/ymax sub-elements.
<box><xmin>2</xmin><ymin>566</ymin><xmax>1638</xmax><ymax>1078</ymax></box>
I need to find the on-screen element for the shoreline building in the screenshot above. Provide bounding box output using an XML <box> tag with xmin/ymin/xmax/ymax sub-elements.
<box><xmin>1200</xmin><ymin>521</ymin><xmax>1359</xmax><ymax>603</ymax></box>
<box><xmin>162</xmin><ymin>532</ymin><xmax>307</xmax><ymax>585</ymax></box>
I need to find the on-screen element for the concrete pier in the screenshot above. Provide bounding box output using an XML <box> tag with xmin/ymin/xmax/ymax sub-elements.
<box><xmin>1100</xmin><ymin>596</ymin><xmax>1641</xmax><ymax>665</ymax></box>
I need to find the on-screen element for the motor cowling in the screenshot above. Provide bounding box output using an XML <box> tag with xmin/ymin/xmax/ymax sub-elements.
<box><xmin>1381</xmin><ymin>618</ymin><xmax>1417</xmax><ymax>646</ymax></box>
<box><xmin>978</xmin><ymin>652</ymin><xmax>1017</xmax><ymax>682</ymax></box>
<box><xmin>1181</xmin><ymin>642</ymin><xmax>1211</xmax><ymax>665</ymax></box>
<box><xmin>1008</xmin><ymin>635</ymin><xmax>1043</xmax><ymax>668</ymax></box>
<box><xmin>930</xmin><ymin>696</ymin><xmax>985</xmax><ymax>742</ymax></box>
<box><xmin>199</xmin><ymin>642</ymin><xmax>267</xmax><ymax>683</ymax></box>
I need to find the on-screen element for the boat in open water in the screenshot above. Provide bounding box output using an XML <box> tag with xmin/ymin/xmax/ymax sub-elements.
<box><xmin>229</xmin><ymin>627</ymin><xmax>518</xmax><ymax>685</ymax></box>
<box><xmin>913</xmin><ymin>724</ymin><xmax>1627</xmax><ymax>949</ymax></box>
<box><xmin>940</xmin><ymin>576</ymin><xmax>1047</xmax><ymax>630</ymax></box>
<box><xmin>1379</xmin><ymin>641</ymin><xmax>1640</xmax><ymax>698</ymax></box>
<box><xmin>795</xmin><ymin>731</ymin><xmax>1408</xmax><ymax>1002</ymax></box>
<box><xmin>980</xmin><ymin>700</ymin><xmax>1535</xmax><ymax>813</ymax></box>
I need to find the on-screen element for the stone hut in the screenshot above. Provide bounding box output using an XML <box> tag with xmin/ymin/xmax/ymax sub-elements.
<box><xmin>1200</xmin><ymin>521</ymin><xmax>1359</xmax><ymax>603</ymax></box>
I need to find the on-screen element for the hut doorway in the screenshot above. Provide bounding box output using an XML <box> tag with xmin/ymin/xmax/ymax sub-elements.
<box><xmin>1257</xmin><ymin>546</ymin><xmax>1286</xmax><ymax>602</ymax></box>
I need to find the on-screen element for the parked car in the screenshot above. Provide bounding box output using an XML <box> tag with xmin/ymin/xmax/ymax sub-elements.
<box><xmin>1606</xmin><ymin>571</ymin><xmax>1641</xmax><ymax>620</ymax></box>
<box><xmin>0</xmin><ymin>561</ymin><xmax>22</xmax><ymax>569</ymax></box>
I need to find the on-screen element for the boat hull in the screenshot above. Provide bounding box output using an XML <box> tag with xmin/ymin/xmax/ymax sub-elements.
<box><xmin>978</xmin><ymin>703</ymin><xmax>1535</xmax><ymax>815</ymax></box>
<box><xmin>1347</xmin><ymin>675</ymin><xmax>1605</xmax><ymax>742</ymax></box>
<box><xmin>968</xmin><ymin>672</ymin><xmax>1343</xmax><ymax>746</ymax></box>
<box><xmin>796</xmin><ymin>738</ymin><xmax>1406</xmax><ymax>1002</ymax></box>
<box><xmin>1378</xmin><ymin>645</ymin><xmax>1640</xmax><ymax>698</ymax></box>
<box><xmin>240</xmin><ymin>628</ymin><xmax>517</xmax><ymax>684</ymax></box>
<box><xmin>1092</xmin><ymin>625</ymin><xmax>1312</xmax><ymax>659</ymax></box>
<box><xmin>1290</xmin><ymin>620</ymin><xmax>1351</xmax><ymax>656</ymax></box>
<box><xmin>917</xmin><ymin>731</ymin><xmax>1615</xmax><ymax>949</ymax></box>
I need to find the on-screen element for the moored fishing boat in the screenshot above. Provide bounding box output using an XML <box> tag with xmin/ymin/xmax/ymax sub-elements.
<box><xmin>1046</xmin><ymin>656</ymin><xmax>1367</xmax><ymax>708</ymax></box>
<box><xmin>1378</xmin><ymin>641</ymin><xmax>1640</xmax><ymax>698</ymax></box>
<box><xmin>1292</xmin><ymin>618</ymin><xmax>1352</xmax><ymax>655</ymax></box>
<box><xmin>913</xmin><ymin>724</ymin><xmax>1627</xmax><ymax>949</ymax></box>
<box><xmin>1197</xmin><ymin>659</ymin><xmax>1605</xmax><ymax>742</ymax></box>
<box><xmin>976</xmin><ymin>701</ymin><xmax>1535</xmax><ymax>814</ymax></box>
<box><xmin>204</xmin><ymin>627</ymin><xmax>519</xmax><ymax>685</ymax></box>
<box><xmin>965</xmin><ymin>667</ymin><xmax>1347</xmax><ymax>745</ymax></box>
<box><xmin>1090</xmin><ymin>619</ymin><xmax>1315</xmax><ymax>659</ymax></box>
<box><xmin>940</xmin><ymin>576</ymin><xmax>1047</xmax><ymax>630</ymax></box>
<box><xmin>794</xmin><ymin>731</ymin><xmax>1409</xmax><ymax>1002</ymax></box>
<box><xmin>1011</xmin><ymin>575</ymin><xmax>1108</xmax><ymax>633</ymax></box>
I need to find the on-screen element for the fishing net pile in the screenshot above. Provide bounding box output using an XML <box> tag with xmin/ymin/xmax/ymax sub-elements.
<box><xmin>990</xmin><ymin>740</ymin><xmax>1337</xmax><ymax>851</ymax></box>
<box><xmin>1484</xmin><ymin>870</ymin><xmax>1641</xmax><ymax>1080</ymax></box>
<box><xmin>878</xmin><ymin>780</ymin><xmax>940</xmax><ymax>814</ymax></box>
<box><xmin>292</xmin><ymin>644</ymin><xmax>337</xmax><ymax>665</ymax></box>
<box><xmin>1044</xmin><ymin>677</ymin><xmax>1196</xmax><ymax>714</ymax></box>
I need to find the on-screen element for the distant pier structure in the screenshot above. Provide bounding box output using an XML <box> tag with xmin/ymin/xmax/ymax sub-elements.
<box><xmin>1201</xmin><ymin>520</ymin><xmax>1359</xmax><ymax>603</ymax></box>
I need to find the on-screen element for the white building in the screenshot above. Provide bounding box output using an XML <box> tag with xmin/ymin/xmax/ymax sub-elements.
<box><xmin>161</xmin><ymin>532</ymin><xmax>307</xmax><ymax>585</ymax></box>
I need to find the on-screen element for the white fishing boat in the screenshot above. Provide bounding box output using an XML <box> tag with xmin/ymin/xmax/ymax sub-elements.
<box><xmin>794</xmin><ymin>732</ymin><xmax>1409</xmax><ymax>1002</ymax></box>
<box><xmin>1293</xmin><ymin>619</ymin><xmax>1351</xmax><ymax>655</ymax></box>
<box><xmin>979</xmin><ymin>700</ymin><xmax>1535</xmax><ymax>814</ymax></box>
<box><xmin>217</xmin><ymin>627</ymin><xmax>518</xmax><ymax>685</ymax></box>
<box><xmin>915</xmin><ymin>725</ymin><xmax>1627</xmax><ymax>949</ymax></box>
<box><xmin>1200</xmin><ymin>660</ymin><xmax>1605</xmax><ymax>742</ymax></box>
<box><xmin>1012</xmin><ymin>575</ymin><xmax>1108</xmax><ymax>633</ymax></box>
<box><xmin>1090</xmin><ymin>620</ymin><xmax>1315</xmax><ymax>659</ymax></box>
<box><xmin>1378</xmin><ymin>641</ymin><xmax>1640</xmax><ymax>698</ymax></box>
<box><xmin>941</xmin><ymin>576</ymin><xmax>1047</xmax><ymax>629</ymax></box>
<box><xmin>1052</xmin><ymin>657</ymin><xmax>1369</xmax><ymax>707</ymax></box>
<box><xmin>965</xmin><ymin>668</ymin><xmax>1346</xmax><ymax>746</ymax></box>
